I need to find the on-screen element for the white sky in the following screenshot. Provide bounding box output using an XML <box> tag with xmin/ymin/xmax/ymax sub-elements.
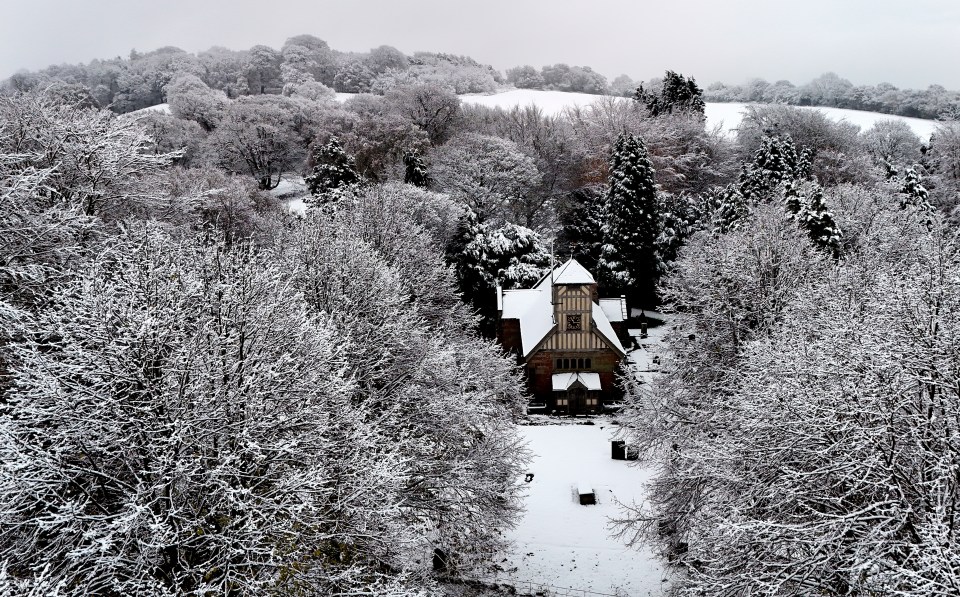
<box><xmin>3</xmin><ymin>0</ymin><xmax>959</xmax><ymax>89</ymax></box>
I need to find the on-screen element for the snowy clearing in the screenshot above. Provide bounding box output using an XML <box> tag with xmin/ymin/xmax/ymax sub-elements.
<box><xmin>494</xmin><ymin>421</ymin><xmax>667</xmax><ymax>596</ymax></box>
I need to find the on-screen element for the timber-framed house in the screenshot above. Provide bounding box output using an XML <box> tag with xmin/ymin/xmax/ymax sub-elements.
<box><xmin>495</xmin><ymin>259</ymin><xmax>628</xmax><ymax>415</ymax></box>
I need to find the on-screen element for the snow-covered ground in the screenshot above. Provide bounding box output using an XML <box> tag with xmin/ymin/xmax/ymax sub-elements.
<box><xmin>269</xmin><ymin>175</ymin><xmax>310</xmax><ymax>215</ymax></box>
<box><xmin>495</xmin><ymin>422</ymin><xmax>667</xmax><ymax>596</ymax></box>
<box><xmin>703</xmin><ymin>100</ymin><xmax>939</xmax><ymax>139</ymax></box>
<box><xmin>453</xmin><ymin>89</ymin><xmax>938</xmax><ymax>140</ymax></box>
<box><xmin>127</xmin><ymin>103</ymin><xmax>171</xmax><ymax>116</ymax></box>
<box><xmin>492</xmin><ymin>313</ymin><xmax>674</xmax><ymax>596</ymax></box>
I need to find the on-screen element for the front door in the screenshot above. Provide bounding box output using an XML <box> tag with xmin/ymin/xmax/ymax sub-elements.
<box><xmin>568</xmin><ymin>388</ymin><xmax>586</xmax><ymax>415</ymax></box>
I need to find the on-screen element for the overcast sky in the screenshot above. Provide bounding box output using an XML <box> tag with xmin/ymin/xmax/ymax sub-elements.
<box><xmin>3</xmin><ymin>0</ymin><xmax>959</xmax><ymax>89</ymax></box>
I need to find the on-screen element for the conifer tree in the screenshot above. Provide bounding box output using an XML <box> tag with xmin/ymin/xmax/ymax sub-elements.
<box><xmin>305</xmin><ymin>136</ymin><xmax>360</xmax><ymax>200</ymax></box>
<box><xmin>600</xmin><ymin>132</ymin><xmax>662</xmax><ymax>305</ymax></box>
<box><xmin>558</xmin><ymin>187</ymin><xmax>606</xmax><ymax>273</ymax></box>
<box><xmin>899</xmin><ymin>166</ymin><xmax>932</xmax><ymax>210</ymax></box>
<box><xmin>739</xmin><ymin>134</ymin><xmax>812</xmax><ymax>201</ymax></box>
<box><xmin>402</xmin><ymin>150</ymin><xmax>430</xmax><ymax>187</ymax></box>
<box><xmin>784</xmin><ymin>182</ymin><xmax>843</xmax><ymax>256</ymax></box>
<box><xmin>742</xmin><ymin>135</ymin><xmax>805</xmax><ymax>195</ymax></box>
<box><xmin>633</xmin><ymin>70</ymin><xmax>706</xmax><ymax>117</ymax></box>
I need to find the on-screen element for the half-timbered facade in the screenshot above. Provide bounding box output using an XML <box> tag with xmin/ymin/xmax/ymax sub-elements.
<box><xmin>496</xmin><ymin>259</ymin><xmax>627</xmax><ymax>415</ymax></box>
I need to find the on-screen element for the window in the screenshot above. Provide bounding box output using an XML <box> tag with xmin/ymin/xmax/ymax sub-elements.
<box><xmin>586</xmin><ymin>358</ymin><xmax>591</xmax><ymax>369</ymax></box>
<box><xmin>566</xmin><ymin>314</ymin><xmax>582</xmax><ymax>330</ymax></box>
<box><xmin>577</xmin><ymin>358</ymin><xmax>584</xmax><ymax>369</ymax></box>
<box><xmin>556</xmin><ymin>398</ymin><xmax>568</xmax><ymax>406</ymax></box>
<box><xmin>556</xmin><ymin>358</ymin><xmax>562</xmax><ymax>369</ymax></box>
<box><xmin>586</xmin><ymin>398</ymin><xmax>598</xmax><ymax>406</ymax></box>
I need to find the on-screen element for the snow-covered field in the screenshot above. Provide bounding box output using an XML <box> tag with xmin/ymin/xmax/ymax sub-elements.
<box><xmin>454</xmin><ymin>89</ymin><xmax>939</xmax><ymax>140</ymax></box>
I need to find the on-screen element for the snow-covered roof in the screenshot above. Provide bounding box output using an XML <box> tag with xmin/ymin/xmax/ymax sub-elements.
<box><xmin>500</xmin><ymin>288</ymin><xmax>556</xmax><ymax>356</ymax></box>
<box><xmin>552</xmin><ymin>372</ymin><xmax>602</xmax><ymax>391</ymax></box>
<box><xmin>551</xmin><ymin>259</ymin><xmax>596</xmax><ymax>285</ymax></box>
<box><xmin>599</xmin><ymin>298</ymin><xmax>628</xmax><ymax>323</ymax></box>
<box><xmin>592</xmin><ymin>303</ymin><xmax>626</xmax><ymax>355</ymax></box>
<box><xmin>500</xmin><ymin>257</ymin><xmax>624</xmax><ymax>358</ymax></box>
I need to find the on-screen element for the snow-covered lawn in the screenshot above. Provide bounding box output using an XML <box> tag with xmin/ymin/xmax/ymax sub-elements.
<box><xmin>494</xmin><ymin>420</ymin><xmax>667</xmax><ymax>596</ymax></box>
<box><xmin>493</xmin><ymin>313</ymin><xmax>673</xmax><ymax>596</ymax></box>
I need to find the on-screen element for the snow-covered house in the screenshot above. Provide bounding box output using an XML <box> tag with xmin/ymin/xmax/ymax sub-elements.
<box><xmin>496</xmin><ymin>259</ymin><xmax>627</xmax><ymax>414</ymax></box>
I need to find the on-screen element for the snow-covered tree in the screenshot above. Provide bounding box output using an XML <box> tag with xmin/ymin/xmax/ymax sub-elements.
<box><xmin>634</xmin><ymin>70</ymin><xmax>705</xmax><ymax>117</ymax></box>
<box><xmin>613</xmin><ymin>203</ymin><xmax>829</xmax><ymax>570</ymax></box>
<box><xmin>384</xmin><ymin>83</ymin><xmax>460</xmax><ymax>146</ymax></box>
<box><xmin>738</xmin><ymin>134</ymin><xmax>812</xmax><ymax>201</ymax></box>
<box><xmin>1</xmin><ymin>93</ymin><xmax>178</xmax><ymax>218</ymax></box>
<box><xmin>165</xmin><ymin>73</ymin><xmax>228</xmax><ymax>132</ymax></box>
<box><xmin>446</xmin><ymin>209</ymin><xmax>551</xmax><ymax>333</ymax></box>
<box><xmin>276</xmin><ymin>208</ymin><xmax>529</xmax><ymax>573</ymax></box>
<box><xmin>403</xmin><ymin>150</ymin><xmax>430</xmax><ymax>187</ymax></box>
<box><xmin>206</xmin><ymin>95</ymin><xmax>307</xmax><ymax>190</ymax></box>
<box><xmin>784</xmin><ymin>181</ymin><xmax>843</xmax><ymax>255</ymax></box>
<box><xmin>0</xmin><ymin>228</ymin><xmax>422</xmax><ymax>595</ymax></box>
<box><xmin>430</xmin><ymin>133</ymin><xmax>542</xmax><ymax>226</ymax></box>
<box><xmin>305</xmin><ymin>135</ymin><xmax>360</xmax><ymax>203</ymax></box>
<box><xmin>558</xmin><ymin>186</ymin><xmax>606</xmax><ymax>274</ymax></box>
<box><xmin>618</xmin><ymin>206</ymin><xmax>960</xmax><ymax>595</ymax></box>
<box><xmin>898</xmin><ymin>165</ymin><xmax>933</xmax><ymax>210</ymax></box>
<box><xmin>599</xmin><ymin>132</ymin><xmax>662</xmax><ymax>305</ymax></box>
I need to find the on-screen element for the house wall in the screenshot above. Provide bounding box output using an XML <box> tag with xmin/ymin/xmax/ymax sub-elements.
<box><xmin>497</xmin><ymin>318</ymin><xmax>522</xmax><ymax>354</ymax></box>
<box><xmin>525</xmin><ymin>348</ymin><xmax>622</xmax><ymax>404</ymax></box>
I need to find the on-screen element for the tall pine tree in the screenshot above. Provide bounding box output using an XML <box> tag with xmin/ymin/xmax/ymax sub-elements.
<box><xmin>600</xmin><ymin>132</ymin><xmax>662</xmax><ymax>306</ymax></box>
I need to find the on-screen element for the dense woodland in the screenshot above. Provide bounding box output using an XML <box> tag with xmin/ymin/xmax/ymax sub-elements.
<box><xmin>2</xmin><ymin>34</ymin><xmax>960</xmax><ymax>595</ymax></box>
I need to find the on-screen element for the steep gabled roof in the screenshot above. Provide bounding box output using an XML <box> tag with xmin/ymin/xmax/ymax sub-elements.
<box><xmin>552</xmin><ymin>259</ymin><xmax>596</xmax><ymax>285</ymax></box>
<box><xmin>499</xmin><ymin>257</ymin><xmax>624</xmax><ymax>359</ymax></box>
<box><xmin>500</xmin><ymin>287</ymin><xmax>555</xmax><ymax>357</ymax></box>
<box><xmin>592</xmin><ymin>303</ymin><xmax>626</xmax><ymax>356</ymax></box>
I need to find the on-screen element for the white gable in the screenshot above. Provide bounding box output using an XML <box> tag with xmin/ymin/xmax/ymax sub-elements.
<box><xmin>552</xmin><ymin>259</ymin><xmax>596</xmax><ymax>285</ymax></box>
<box><xmin>552</xmin><ymin>372</ymin><xmax>602</xmax><ymax>391</ymax></box>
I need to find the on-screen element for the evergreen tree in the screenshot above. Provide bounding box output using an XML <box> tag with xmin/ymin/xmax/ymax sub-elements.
<box><xmin>446</xmin><ymin>210</ymin><xmax>551</xmax><ymax>336</ymax></box>
<box><xmin>899</xmin><ymin>166</ymin><xmax>932</xmax><ymax>210</ymax></box>
<box><xmin>656</xmin><ymin>192</ymin><xmax>702</xmax><ymax>265</ymax></box>
<box><xmin>784</xmin><ymin>182</ymin><xmax>843</xmax><ymax>256</ymax></box>
<box><xmin>739</xmin><ymin>134</ymin><xmax>812</xmax><ymax>201</ymax></box>
<box><xmin>599</xmin><ymin>132</ymin><xmax>662</xmax><ymax>305</ymax></box>
<box><xmin>557</xmin><ymin>187</ymin><xmax>606</xmax><ymax>273</ymax></box>
<box><xmin>402</xmin><ymin>150</ymin><xmax>430</xmax><ymax>187</ymax></box>
<box><xmin>700</xmin><ymin>184</ymin><xmax>750</xmax><ymax>233</ymax></box>
<box><xmin>305</xmin><ymin>136</ymin><xmax>360</xmax><ymax>200</ymax></box>
<box><xmin>633</xmin><ymin>70</ymin><xmax>706</xmax><ymax>117</ymax></box>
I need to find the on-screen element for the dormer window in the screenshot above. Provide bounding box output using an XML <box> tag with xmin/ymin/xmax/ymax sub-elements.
<box><xmin>566</xmin><ymin>314</ymin><xmax>582</xmax><ymax>330</ymax></box>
